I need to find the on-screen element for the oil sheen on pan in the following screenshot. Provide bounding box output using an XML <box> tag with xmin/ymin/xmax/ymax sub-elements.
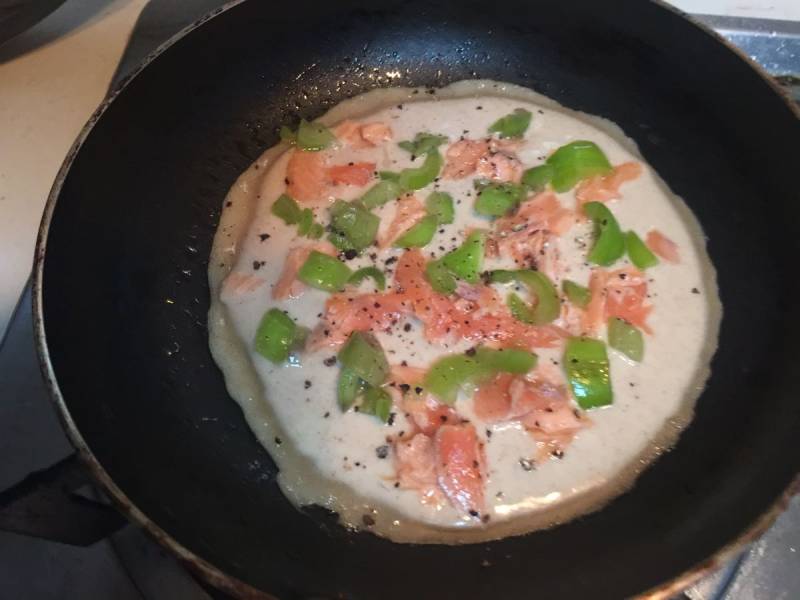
<box><xmin>207</xmin><ymin>80</ymin><xmax>721</xmax><ymax>544</ymax></box>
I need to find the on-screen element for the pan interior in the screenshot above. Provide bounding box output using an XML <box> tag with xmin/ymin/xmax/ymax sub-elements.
<box><xmin>39</xmin><ymin>1</ymin><xmax>800</xmax><ymax>598</ymax></box>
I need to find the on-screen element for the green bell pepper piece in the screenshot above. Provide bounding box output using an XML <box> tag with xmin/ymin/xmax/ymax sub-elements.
<box><xmin>338</xmin><ymin>331</ymin><xmax>389</xmax><ymax>387</ymax></box>
<box><xmin>425</xmin><ymin>191</ymin><xmax>454</xmax><ymax>224</ymax></box>
<box><xmin>394</xmin><ymin>215</ymin><xmax>438</xmax><ymax>248</ymax></box>
<box><xmin>296</xmin><ymin>208</ymin><xmax>314</xmax><ymax>236</ymax></box>
<box><xmin>607</xmin><ymin>317</ymin><xmax>644</xmax><ymax>362</ymax></box>
<box><xmin>441</xmin><ymin>231</ymin><xmax>485</xmax><ymax>283</ymax></box>
<box><xmin>359</xmin><ymin>385</ymin><xmax>393</xmax><ymax>422</ymax></box>
<box><xmin>475</xmin><ymin>183</ymin><xmax>526</xmax><ymax>217</ymax></box>
<box><xmin>271</xmin><ymin>194</ymin><xmax>302</xmax><ymax>224</ymax></box>
<box><xmin>295</xmin><ymin>119</ymin><xmax>335</xmax><ymax>151</ymax></box>
<box><xmin>625</xmin><ymin>230</ymin><xmax>659</xmax><ymax>270</ymax></box>
<box><xmin>361</xmin><ymin>180</ymin><xmax>403</xmax><ymax>209</ymax></box>
<box><xmin>254</xmin><ymin>308</ymin><xmax>298</xmax><ymax>363</ymax></box>
<box><xmin>425</xmin><ymin>258</ymin><xmax>456</xmax><ymax>295</ymax></box>
<box><xmin>562</xmin><ymin>279</ymin><xmax>591</xmax><ymax>308</ymax></box>
<box><xmin>297</xmin><ymin>251</ymin><xmax>352</xmax><ymax>292</ymax></box>
<box><xmin>490</xmin><ymin>269</ymin><xmax>560</xmax><ymax>325</ymax></box>
<box><xmin>488</xmin><ymin>108</ymin><xmax>532</xmax><ymax>138</ymax></box>
<box><xmin>521</xmin><ymin>164</ymin><xmax>554</xmax><ymax>191</ymax></box>
<box><xmin>584</xmin><ymin>201</ymin><xmax>625</xmax><ymax>266</ymax></box>
<box><xmin>546</xmin><ymin>141</ymin><xmax>612</xmax><ymax>192</ymax></box>
<box><xmin>474</xmin><ymin>347</ymin><xmax>537</xmax><ymax>373</ymax></box>
<box><xmin>328</xmin><ymin>200</ymin><xmax>380</xmax><ymax>252</ymax></box>
<box><xmin>348</xmin><ymin>266</ymin><xmax>386</xmax><ymax>291</ymax></box>
<box><xmin>308</xmin><ymin>223</ymin><xmax>324</xmax><ymax>239</ymax></box>
<box><xmin>397</xmin><ymin>150</ymin><xmax>442</xmax><ymax>191</ymax></box>
<box><xmin>398</xmin><ymin>132</ymin><xmax>448</xmax><ymax>156</ymax></box>
<box><xmin>338</xmin><ymin>367</ymin><xmax>366</xmax><ymax>410</ymax></box>
<box><xmin>564</xmin><ymin>337</ymin><xmax>613</xmax><ymax>409</ymax></box>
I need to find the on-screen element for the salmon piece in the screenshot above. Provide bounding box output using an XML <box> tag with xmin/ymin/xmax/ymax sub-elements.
<box><xmin>285</xmin><ymin>149</ymin><xmax>331</xmax><ymax>204</ymax></box>
<box><xmin>334</xmin><ymin>120</ymin><xmax>392</xmax><ymax>148</ymax></box>
<box><xmin>473</xmin><ymin>372</ymin><xmax>514</xmax><ymax>422</ymax></box>
<box><xmin>476</xmin><ymin>151</ymin><xmax>523</xmax><ymax>183</ymax></box>
<box><xmin>220</xmin><ymin>272</ymin><xmax>266</xmax><ymax>301</ymax></box>
<box><xmin>394</xmin><ymin>433</ymin><xmax>443</xmax><ymax>505</ymax></box>
<box><xmin>584</xmin><ymin>267</ymin><xmax>652</xmax><ymax>334</ymax></box>
<box><xmin>495</xmin><ymin>191</ymin><xmax>574</xmax><ymax>237</ymax></box>
<box><xmin>434</xmin><ymin>424</ymin><xmax>486</xmax><ymax>516</ymax></box>
<box><xmin>646</xmin><ymin>229</ymin><xmax>680</xmax><ymax>263</ymax></box>
<box><xmin>402</xmin><ymin>392</ymin><xmax>459</xmax><ymax>436</ymax></box>
<box><xmin>584</xmin><ymin>269</ymin><xmax>609</xmax><ymax>334</ymax></box>
<box><xmin>378</xmin><ymin>195</ymin><xmax>426</xmax><ymax>248</ymax></box>
<box><xmin>442</xmin><ymin>139</ymin><xmax>490</xmax><ymax>179</ymax></box>
<box><xmin>272</xmin><ymin>242</ymin><xmax>337</xmax><ymax>300</ymax></box>
<box><xmin>327</xmin><ymin>161</ymin><xmax>376</xmax><ymax>187</ymax></box>
<box><xmin>605</xmin><ymin>267</ymin><xmax>653</xmax><ymax>334</ymax></box>
<box><xmin>575</xmin><ymin>162</ymin><xmax>643</xmax><ymax>210</ymax></box>
<box><xmin>495</xmin><ymin>229</ymin><xmax>561</xmax><ymax>280</ymax></box>
<box><xmin>360</xmin><ymin>122</ymin><xmax>393</xmax><ymax>146</ymax></box>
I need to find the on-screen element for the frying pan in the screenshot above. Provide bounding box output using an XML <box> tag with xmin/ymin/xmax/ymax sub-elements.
<box><xmin>32</xmin><ymin>0</ymin><xmax>800</xmax><ymax>598</ymax></box>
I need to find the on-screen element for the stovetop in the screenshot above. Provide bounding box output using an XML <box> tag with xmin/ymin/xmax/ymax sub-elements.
<box><xmin>0</xmin><ymin>3</ymin><xmax>798</xmax><ymax>599</ymax></box>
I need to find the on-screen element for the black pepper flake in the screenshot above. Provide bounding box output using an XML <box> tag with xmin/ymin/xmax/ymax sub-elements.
<box><xmin>691</xmin><ymin>287</ymin><xmax>700</xmax><ymax>294</ymax></box>
<box><xmin>394</xmin><ymin>481</ymin><xmax>400</xmax><ymax>488</ymax></box>
<box><xmin>399</xmin><ymin>383</ymin><xmax>411</xmax><ymax>393</ymax></box>
<box><xmin>275</xmin><ymin>437</ymin><xmax>283</xmax><ymax>445</ymax></box>
<box><xmin>388</xmin><ymin>412</ymin><xmax>396</xmax><ymax>426</ymax></box>
<box><xmin>304</xmin><ymin>380</ymin><xmax>312</xmax><ymax>389</ymax></box>
<box><xmin>258</xmin><ymin>233</ymin><xmax>271</xmax><ymax>242</ymax></box>
<box><xmin>344</xmin><ymin>249</ymin><xmax>358</xmax><ymax>260</ymax></box>
<box><xmin>284</xmin><ymin>177</ymin><xmax>290</xmax><ymax>185</ymax></box>
<box><xmin>414</xmin><ymin>386</ymin><xmax>423</xmax><ymax>395</ymax></box>
<box><xmin>403</xmin><ymin>323</ymin><xmax>412</xmax><ymax>332</ymax></box>
<box><xmin>375</xmin><ymin>445</ymin><xmax>389</xmax><ymax>459</ymax></box>
<box><xmin>519</xmin><ymin>458</ymin><xmax>534</xmax><ymax>471</ymax></box>
<box><xmin>324</xmin><ymin>412</ymin><xmax>330</xmax><ymax>418</ymax></box>
<box><xmin>468</xmin><ymin>509</ymin><xmax>480</xmax><ymax>517</ymax></box>
<box><xmin>225</xmin><ymin>201</ymin><xmax>232</xmax><ymax>207</ymax></box>
<box><xmin>362</xmin><ymin>514</ymin><xmax>376</xmax><ymax>527</ymax></box>
<box><xmin>552</xmin><ymin>449</ymin><xmax>564</xmax><ymax>459</ymax></box>
<box><xmin>482</xmin><ymin>514</ymin><xmax>491</xmax><ymax>524</ymax></box>
<box><xmin>486</xmin><ymin>429</ymin><xmax>492</xmax><ymax>438</ymax></box>
<box><xmin>384</xmin><ymin>256</ymin><xmax>398</xmax><ymax>265</ymax></box>
<box><xmin>323</xmin><ymin>356</ymin><xmax>337</xmax><ymax>367</ymax></box>
<box><xmin>253</xmin><ymin>260</ymin><xmax>265</xmax><ymax>270</ymax></box>
<box><xmin>476</xmin><ymin>105</ymin><xmax>483</xmax><ymax>110</ymax></box>
<box><xmin>465</xmin><ymin>347</ymin><xmax>477</xmax><ymax>357</ymax></box>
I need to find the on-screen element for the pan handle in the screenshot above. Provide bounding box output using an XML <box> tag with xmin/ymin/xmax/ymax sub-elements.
<box><xmin>0</xmin><ymin>453</ymin><xmax>128</xmax><ymax>545</ymax></box>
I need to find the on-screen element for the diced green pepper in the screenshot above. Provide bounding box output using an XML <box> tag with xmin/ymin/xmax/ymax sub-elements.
<box><xmin>271</xmin><ymin>194</ymin><xmax>302</xmax><ymax>225</ymax></box>
<box><xmin>254</xmin><ymin>308</ymin><xmax>298</xmax><ymax>363</ymax></box>
<box><xmin>425</xmin><ymin>191</ymin><xmax>454</xmax><ymax>224</ymax></box>
<box><xmin>297</xmin><ymin>251</ymin><xmax>352</xmax><ymax>292</ymax></box>
<box><xmin>295</xmin><ymin>119</ymin><xmax>335</xmax><ymax>151</ymax></box>
<box><xmin>441</xmin><ymin>231</ymin><xmax>485</xmax><ymax>283</ymax></box>
<box><xmin>308</xmin><ymin>223</ymin><xmax>324</xmax><ymax>239</ymax></box>
<box><xmin>423</xmin><ymin>355</ymin><xmax>483</xmax><ymax>405</ymax></box>
<box><xmin>521</xmin><ymin>164</ymin><xmax>554</xmax><ymax>191</ymax></box>
<box><xmin>361</xmin><ymin>180</ymin><xmax>403</xmax><ymax>209</ymax></box>
<box><xmin>564</xmin><ymin>337</ymin><xmax>613</xmax><ymax>409</ymax></box>
<box><xmin>584</xmin><ymin>201</ymin><xmax>625</xmax><ymax>266</ymax></box>
<box><xmin>625</xmin><ymin>230</ymin><xmax>659</xmax><ymax>270</ymax></box>
<box><xmin>398</xmin><ymin>132</ymin><xmax>448</xmax><ymax>156</ymax></box>
<box><xmin>328</xmin><ymin>200</ymin><xmax>380</xmax><ymax>252</ymax></box>
<box><xmin>490</xmin><ymin>269</ymin><xmax>560</xmax><ymax>325</ymax></box>
<box><xmin>474</xmin><ymin>347</ymin><xmax>537</xmax><ymax>373</ymax></box>
<box><xmin>607</xmin><ymin>317</ymin><xmax>644</xmax><ymax>362</ymax></box>
<box><xmin>475</xmin><ymin>183</ymin><xmax>526</xmax><ymax>217</ymax></box>
<box><xmin>338</xmin><ymin>367</ymin><xmax>366</xmax><ymax>410</ymax></box>
<box><xmin>546</xmin><ymin>141</ymin><xmax>612</xmax><ymax>192</ymax></box>
<box><xmin>425</xmin><ymin>258</ymin><xmax>456</xmax><ymax>295</ymax></box>
<box><xmin>379</xmin><ymin>171</ymin><xmax>400</xmax><ymax>182</ymax></box>
<box><xmin>348</xmin><ymin>266</ymin><xmax>386</xmax><ymax>291</ymax></box>
<box><xmin>297</xmin><ymin>208</ymin><xmax>314</xmax><ymax>236</ymax></box>
<box><xmin>359</xmin><ymin>386</ymin><xmax>393</xmax><ymax>422</ymax></box>
<box><xmin>338</xmin><ymin>331</ymin><xmax>389</xmax><ymax>387</ymax></box>
<box><xmin>397</xmin><ymin>151</ymin><xmax>442</xmax><ymax>191</ymax></box>
<box><xmin>562</xmin><ymin>279</ymin><xmax>591</xmax><ymax>308</ymax></box>
<box><xmin>394</xmin><ymin>215</ymin><xmax>438</xmax><ymax>248</ymax></box>
<box><xmin>279</xmin><ymin>125</ymin><xmax>296</xmax><ymax>143</ymax></box>
<box><xmin>488</xmin><ymin>108</ymin><xmax>532</xmax><ymax>138</ymax></box>
<box><xmin>424</xmin><ymin>346</ymin><xmax>538</xmax><ymax>404</ymax></box>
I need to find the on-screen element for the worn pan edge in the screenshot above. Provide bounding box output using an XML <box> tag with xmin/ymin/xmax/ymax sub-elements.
<box><xmin>29</xmin><ymin>0</ymin><xmax>800</xmax><ymax>598</ymax></box>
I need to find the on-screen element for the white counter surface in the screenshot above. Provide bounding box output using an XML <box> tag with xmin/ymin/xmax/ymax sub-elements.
<box><xmin>0</xmin><ymin>0</ymin><xmax>798</xmax><ymax>340</ymax></box>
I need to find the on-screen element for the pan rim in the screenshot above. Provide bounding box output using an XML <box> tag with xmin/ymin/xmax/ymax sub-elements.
<box><xmin>30</xmin><ymin>0</ymin><xmax>800</xmax><ymax>598</ymax></box>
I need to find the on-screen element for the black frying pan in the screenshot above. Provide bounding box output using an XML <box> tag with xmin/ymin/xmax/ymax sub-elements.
<box><xmin>33</xmin><ymin>0</ymin><xmax>800</xmax><ymax>598</ymax></box>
